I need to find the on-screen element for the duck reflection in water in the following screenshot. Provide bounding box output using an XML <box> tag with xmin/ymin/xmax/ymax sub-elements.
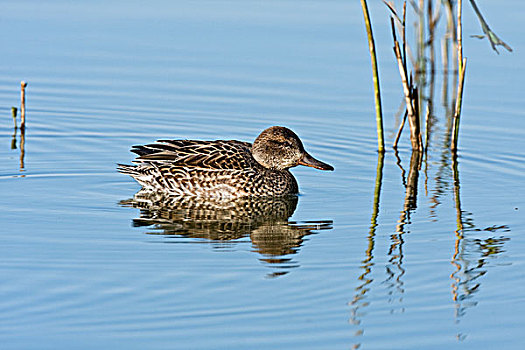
<box><xmin>121</xmin><ymin>190</ymin><xmax>332</xmax><ymax>277</ymax></box>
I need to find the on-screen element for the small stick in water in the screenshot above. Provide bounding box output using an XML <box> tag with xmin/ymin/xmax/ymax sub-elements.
<box><xmin>20</xmin><ymin>81</ymin><xmax>27</xmax><ymax>130</ymax></box>
<box><xmin>393</xmin><ymin>110</ymin><xmax>408</xmax><ymax>149</ymax></box>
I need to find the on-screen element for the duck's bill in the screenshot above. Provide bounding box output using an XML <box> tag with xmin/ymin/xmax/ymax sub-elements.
<box><xmin>298</xmin><ymin>153</ymin><xmax>334</xmax><ymax>171</ymax></box>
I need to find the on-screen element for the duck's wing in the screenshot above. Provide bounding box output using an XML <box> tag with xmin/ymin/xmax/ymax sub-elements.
<box><xmin>131</xmin><ymin>140</ymin><xmax>255</xmax><ymax>170</ymax></box>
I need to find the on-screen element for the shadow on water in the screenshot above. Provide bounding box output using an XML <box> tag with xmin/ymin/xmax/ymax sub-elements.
<box><xmin>120</xmin><ymin>190</ymin><xmax>333</xmax><ymax>278</ymax></box>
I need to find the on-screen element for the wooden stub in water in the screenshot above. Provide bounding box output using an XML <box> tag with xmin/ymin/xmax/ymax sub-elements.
<box><xmin>20</xmin><ymin>81</ymin><xmax>27</xmax><ymax>130</ymax></box>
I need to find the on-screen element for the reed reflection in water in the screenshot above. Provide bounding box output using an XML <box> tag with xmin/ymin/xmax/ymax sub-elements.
<box><xmin>349</xmin><ymin>144</ymin><xmax>511</xmax><ymax>348</ymax></box>
<box><xmin>121</xmin><ymin>191</ymin><xmax>332</xmax><ymax>277</ymax></box>
<box><xmin>449</xmin><ymin>154</ymin><xmax>510</xmax><ymax>338</ymax></box>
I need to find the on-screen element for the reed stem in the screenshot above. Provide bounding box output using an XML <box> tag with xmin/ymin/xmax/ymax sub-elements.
<box><xmin>451</xmin><ymin>57</ymin><xmax>467</xmax><ymax>152</ymax></box>
<box><xmin>360</xmin><ymin>0</ymin><xmax>385</xmax><ymax>153</ymax></box>
<box><xmin>451</xmin><ymin>0</ymin><xmax>465</xmax><ymax>152</ymax></box>
<box><xmin>393</xmin><ymin>110</ymin><xmax>408</xmax><ymax>149</ymax></box>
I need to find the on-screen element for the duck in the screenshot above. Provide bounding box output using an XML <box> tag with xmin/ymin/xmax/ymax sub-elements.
<box><xmin>118</xmin><ymin>126</ymin><xmax>333</xmax><ymax>198</ymax></box>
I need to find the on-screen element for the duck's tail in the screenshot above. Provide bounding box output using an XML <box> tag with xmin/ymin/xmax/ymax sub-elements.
<box><xmin>117</xmin><ymin>163</ymin><xmax>159</xmax><ymax>190</ymax></box>
<box><xmin>117</xmin><ymin>163</ymin><xmax>139</xmax><ymax>176</ymax></box>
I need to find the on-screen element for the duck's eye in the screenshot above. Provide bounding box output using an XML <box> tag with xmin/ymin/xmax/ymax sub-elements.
<box><xmin>268</xmin><ymin>140</ymin><xmax>286</xmax><ymax>147</ymax></box>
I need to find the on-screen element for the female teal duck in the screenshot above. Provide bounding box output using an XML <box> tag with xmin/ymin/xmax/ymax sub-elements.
<box><xmin>118</xmin><ymin>126</ymin><xmax>333</xmax><ymax>198</ymax></box>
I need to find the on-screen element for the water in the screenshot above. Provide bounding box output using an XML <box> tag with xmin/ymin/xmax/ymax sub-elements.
<box><xmin>1</xmin><ymin>1</ymin><xmax>524</xmax><ymax>349</ymax></box>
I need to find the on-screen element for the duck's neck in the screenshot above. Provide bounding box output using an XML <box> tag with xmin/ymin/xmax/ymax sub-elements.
<box><xmin>256</xmin><ymin>168</ymin><xmax>298</xmax><ymax>196</ymax></box>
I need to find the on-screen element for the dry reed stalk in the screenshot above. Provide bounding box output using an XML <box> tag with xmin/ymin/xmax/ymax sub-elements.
<box><xmin>20</xmin><ymin>81</ymin><xmax>27</xmax><ymax>130</ymax></box>
<box><xmin>385</xmin><ymin>1</ymin><xmax>408</xmax><ymax>149</ymax></box>
<box><xmin>393</xmin><ymin>110</ymin><xmax>408</xmax><ymax>149</ymax></box>
<box><xmin>360</xmin><ymin>0</ymin><xmax>385</xmax><ymax>153</ymax></box>
<box><xmin>450</xmin><ymin>0</ymin><xmax>465</xmax><ymax>152</ymax></box>
<box><xmin>451</xmin><ymin>57</ymin><xmax>467</xmax><ymax>152</ymax></box>
<box><xmin>391</xmin><ymin>18</ymin><xmax>422</xmax><ymax>151</ymax></box>
<box><xmin>383</xmin><ymin>1</ymin><xmax>406</xmax><ymax>70</ymax></box>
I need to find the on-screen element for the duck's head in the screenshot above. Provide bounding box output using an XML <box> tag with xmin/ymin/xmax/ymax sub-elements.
<box><xmin>251</xmin><ymin>126</ymin><xmax>334</xmax><ymax>171</ymax></box>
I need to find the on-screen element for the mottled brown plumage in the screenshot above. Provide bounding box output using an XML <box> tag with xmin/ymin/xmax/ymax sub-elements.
<box><xmin>118</xmin><ymin>126</ymin><xmax>333</xmax><ymax>198</ymax></box>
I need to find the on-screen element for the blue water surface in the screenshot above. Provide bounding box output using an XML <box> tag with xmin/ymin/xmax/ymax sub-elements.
<box><xmin>1</xmin><ymin>1</ymin><xmax>524</xmax><ymax>349</ymax></box>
